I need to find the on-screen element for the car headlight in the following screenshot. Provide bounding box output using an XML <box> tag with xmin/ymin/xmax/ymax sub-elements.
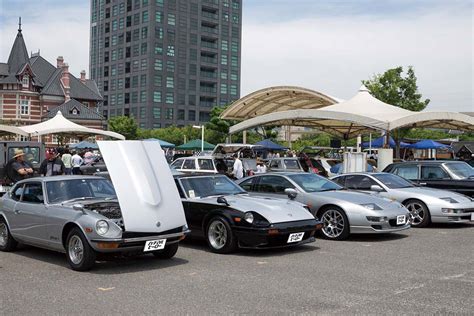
<box><xmin>244</xmin><ymin>212</ymin><xmax>254</xmax><ymax>224</ymax></box>
<box><xmin>440</xmin><ymin>197</ymin><xmax>458</xmax><ymax>204</ymax></box>
<box><xmin>366</xmin><ymin>216</ymin><xmax>388</xmax><ymax>222</ymax></box>
<box><xmin>441</xmin><ymin>208</ymin><xmax>464</xmax><ymax>214</ymax></box>
<box><xmin>96</xmin><ymin>220</ymin><xmax>109</xmax><ymax>235</ymax></box>
<box><xmin>361</xmin><ymin>203</ymin><xmax>382</xmax><ymax>210</ymax></box>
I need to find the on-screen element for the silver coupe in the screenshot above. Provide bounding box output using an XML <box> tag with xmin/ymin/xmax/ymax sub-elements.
<box><xmin>331</xmin><ymin>172</ymin><xmax>474</xmax><ymax>227</ymax></box>
<box><xmin>236</xmin><ymin>172</ymin><xmax>410</xmax><ymax>240</ymax></box>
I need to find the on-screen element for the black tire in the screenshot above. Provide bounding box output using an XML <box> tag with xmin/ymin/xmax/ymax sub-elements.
<box><xmin>152</xmin><ymin>242</ymin><xmax>179</xmax><ymax>259</ymax></box>
<box><xmin>205</xmin><ymin>217</ymin><xmax>237</xmax><ymax>254</ymax></box>
<box><xmin>403</xmin><ymin>199</ymin><xmax>431</xmax><ymax>228</ymax></box>
<box><xmin>318</xmin><ymin>206</ymin><xmax>350</xmax><ymax>240</ymax></box>
<box><xmin>0</xmin><ymin>217</ymin><xmax>18</xmax><ymax>252</ymax></box>
<box><xmin>65</xmin><ymin>227</ymin><xmax>96</xmax><ymax>271</ymax></box>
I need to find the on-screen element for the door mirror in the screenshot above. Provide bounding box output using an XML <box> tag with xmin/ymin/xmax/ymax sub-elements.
<box><xmin>216</xmin><ymin>196</ymin><xmax>230</xmax><ymax>206</ymax></box>
<box><xmin>370</xmin><ymin>185</ymin><xmax>384</xmax><ymax>192</ymax></box>
<box><xmin>285</xmin><ymin>188</ymin><xmax>298</xmax><ymax>200</ymax></box>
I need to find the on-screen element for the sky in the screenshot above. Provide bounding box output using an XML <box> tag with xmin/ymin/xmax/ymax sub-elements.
<box><xmin>0</xmin><ymin>0</ymin><xmax>472</xmax><ymax>112</ymax></box>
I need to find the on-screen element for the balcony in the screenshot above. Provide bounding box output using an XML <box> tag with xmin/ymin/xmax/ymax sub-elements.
<box><xmin>201</xmin><ymin>40</ymin><xmax>218</xmax><ymax>50</ymax></box>
<box><xmin>201</xmin><ymin>71</ymin><xmax>217</xmax><ymax>79</ymax></box>
<box><xmin>202</xmin><ymin>0</ymin><xmax>219</xmax><ymax>9</ymax></box>
<box><xmin>200</xmin><ymin>85</ymin><xmax>217</xmax><ymax>94</ymax></box>
<box><xmin>201</xmin><ymin>25</ymin><xmax>218</xmax><ymax>35</ymax></box>
<box><xmin>201</xmin><ymin>56</ymin><xmax>217</xmax><ymax>64</ymax></box>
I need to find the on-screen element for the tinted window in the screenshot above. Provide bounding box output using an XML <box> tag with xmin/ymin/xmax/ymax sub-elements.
<box><xmin>345</xmin><ymin>175</ymin><xmax>377</xmax><ymax>190</ymax></box>
<box><xmin>170</xmin><ymin>159</ymin><xmax>183</xmax><ymax>169</ymax></box>
<box><xmin>182</xmin><ymin>159</ymin><xmax>195</xmax><ymax>170</ymax></box>
<box><xmin>444</xmin><ymin>162</ymin><xmax>474</xmax><ymax>179</ymax></box>
<box><xmin>256</xmin><ymin>175</ymin><xmax>294</xmax><ymax>193</ymax></box>
<box><xmin>421</xmin><ymin>166</ymin><xmax>449</xmax><ymax>180</ymax></box>
<box><xmin>393</xmin><ymin>165</ymin><xmax>418</xmax><ymax>180</ymax></box>
<box><xmin>239</xmin><ymin>177</ymin><xmax>256</xmax><ymax>191</ymax></box>
<box><xmin>332</xmin><ymin>176</ymin><xmax>345</xmax><ymax>186</ymax></box>
<box><xmin>198</xmin><ymin>159</ymin><xmax>214</xmax><ymax>171</ymax></box>
<box><xmin>22</xmin><ymin>183</ymin><xmax>44</xmax><ymax>203</ymax></box>
<box><xmin>287</xmin><ymin>173</ymin><xmax>342</xmax><ymax>192</ymax></box>
<box><xmin>180</xmin><ymin>176</ymin><xmax>244</xmax><ymax>198</ymax></box>
<box><xmin>372</xmin><ymin>174</ymin><xmax>414</xmax><ymax>189</ymax></box>
<box><xmin>284</xmin><ymin>159</ymin><xmax>300</xmax><ymax>170</ymax></box>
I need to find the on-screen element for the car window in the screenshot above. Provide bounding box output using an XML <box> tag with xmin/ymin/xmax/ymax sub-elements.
<box><xmin>46</xmin><ymin>179</ymin><xmax>116</xmax><ymax>203</ymax></box>
<box><xmin>11</xmin><ymin>184</ymin><xmax>24</xmax><ymax>201</ymax></box>
<box><xmin>174</xmin><ymin>179</ymin><xmax>186</xmax><ymax>198</ymax></box>
<box><xmin>284</xmin><ymin>159</ymin><xmax>300</xmax><ymax>170</ymax></box>
<box><xmin>182</xmin><ymin>159</ymin><xmax>196</xmax><ymax>170</ymax></box>
<box><xmin>239</xmin><ymin>177</ymin><xmax>257</xmax><ymax>191</ymax></box>
<box><xmin>170</xmin><ymin>159</ymin><xmax>184</xmax><ymax>170</ymax></box>
<box><xmin>180</xmin><ymin>176</ymin><xmax>245</xmax><ymax>198</ymax></box>
<box><xmin>288</xmin><ymin>173</ymin><xmax>342</xmax><ymax>192</ymax></box>
<box><xmin>345</xmin><ymin>175</ymin><xmax>377</xmax><ymax>190</ymax></box>
<box><xmin>22</xmin><ymin>183</ymin><xmax>44</xmax><ymax>204</ymax></box>
<box><xmin>198</xmin><ymin>159</ymin><xmax>214</xmax><ymax>171</ymax></box>
<box><xmin>89</xmin><ymin>180</ymin><xmax>117</xmax><ymax>197</ymax></box>
<box><xmin>421</xmin><ymin>166</ymin><xmax>449</xmax><ymax>180</ymax></box>
<box><xmin>8</xmin><ymin>146</ymin><xmax>41</xmax><ymax>165</ymax></box>
<box><xmin>332</xmin><ymin>176</ymin><xmax>346</xmax><ymax>186</ymax></box>
<box><xmin>444</xmin><ymin>162</ymin><xmax>474</xmax><ymax>179</ymax></box>
<box><xmin>270</xmin><ymin>160</ymin><xmax>279</xmax><ymax>168</ymax></box>
<box><xmin>256</xmin><ymin>175</ymin><xmax>294</xmax><ymax>194</ymax></box>
<box><xmin>393</xmin><ymin>165</ymin><xmax>418</xmax><ymax>180</ymax></box>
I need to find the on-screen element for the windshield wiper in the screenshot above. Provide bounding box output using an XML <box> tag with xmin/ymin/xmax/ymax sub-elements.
<box><xmin>60</xmin><ymin>197</ymin><xmax>100</xmax><ymax>204</ymax></box>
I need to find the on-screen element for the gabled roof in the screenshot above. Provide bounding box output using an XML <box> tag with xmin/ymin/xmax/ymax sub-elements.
<box><xmin>7</xmin><ymin>29</ymin><xmax>29</xmax><ymax>74</ymax></box>
<box><xmin>30</xmin><ymin>55</ymin><xmax>57</xmax><ymax>87</ymax></box>
<box><xmin>0</xmin><ymin>63</ymin><xmax>9</xmax><ymax>76</ymax></box>
<box><xmin>45</xmin><ymin>99</ymin><xmax>104</xmax><ymax>120</ymax></box>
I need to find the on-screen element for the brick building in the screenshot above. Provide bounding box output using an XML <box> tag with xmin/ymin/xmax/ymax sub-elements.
<box><xmin>0</xmin><ymin>22</ymin><xmax>103</xmax><ymax>143</ymax></box>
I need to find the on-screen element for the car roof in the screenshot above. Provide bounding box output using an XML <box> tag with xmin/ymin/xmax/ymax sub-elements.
<box><xmin>332</xmin><ymin>172</ymin><xmax>387</xmax><ymax>177</ymax></box>
<box><xmin>15</xmin><ymin>175</ymin><xmax>103</xmax><ymax>184</ymax></box>
<box><xmin>173</xmin><ymin>173</ymin><xmax>227</xmax><ymax>179</ymax></box>
<box><xmin>390</xmin><ymin>160</ymin><xmax>461</xmax><ymax>165</ymax></box>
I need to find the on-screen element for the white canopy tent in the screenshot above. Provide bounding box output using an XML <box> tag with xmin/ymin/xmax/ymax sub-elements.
<box><xmin>20</xmin><ymin>111</ymin><xmax>125</xmax><ymax>140</ymax></box>
<box><xmin>0</xmin><ymin>125</ymin><xmax>29</xmax><ymax>137</ymax></box>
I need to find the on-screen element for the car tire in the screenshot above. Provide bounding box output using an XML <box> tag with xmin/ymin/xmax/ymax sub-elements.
<box><xmin>152</xmin><ymin>242</ymin><xmax>179</xmax><ymax>259</ymax></box>
<box><xmin>65</xmin><ymin>227</ymin><xmax>96</xmax><ymax>271</ymax></box>
<box><xmin>205</xmin><ymin>217</ymin><xmax>237</xmax><ymax>254</ymax></box>
<box><xmin>0</xmin><ymin>217</ymin><xmax>18</xmax><ymax>252</ymax></box>
<box><xmin>403</xmin><ymin>199</ymin><xmax>430</xmax><ymax>228</ymax></box>
<box><xmin>318</xmin><ymin>207</ymin><xmax>350</xmax><ymax>240</ymax></box>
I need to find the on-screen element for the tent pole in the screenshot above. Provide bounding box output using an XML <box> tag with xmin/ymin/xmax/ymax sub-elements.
<box><xmin>369</xmin><ymin>133</ymin><xmax>372</xmax><ymax>155</ymax></box>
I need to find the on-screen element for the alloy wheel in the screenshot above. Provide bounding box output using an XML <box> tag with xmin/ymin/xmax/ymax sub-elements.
<box><xmin>321</xmin><ymin>209</ymin><xmax>345</xmax><ymax>238</ymax></box>
<box><xmin>68</xmin><ymin>235</ymin><xmax>84</xmax><ymax>265</ymax></box>
<box><xmin>0</xmin><ymin>223</ymin><xmax>7</xmax><ymax>247</ymax></box>
<box><xmin>405</xmin><ymin>202</ymin><xmax>425</xmax><ymax>226</ymax></box>
<box><xmin>208</xmin><ymin>220</ymin><xmax>228</xmax><ymax>250</ymax></box>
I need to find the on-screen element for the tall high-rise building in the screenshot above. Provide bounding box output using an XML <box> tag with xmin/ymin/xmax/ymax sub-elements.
<box><xmin>89</xmin><ymin>0</ymin><xmax>242</xmax><ymax>129</ymax></box>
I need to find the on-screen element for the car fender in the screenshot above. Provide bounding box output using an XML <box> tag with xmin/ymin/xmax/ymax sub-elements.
<box><xmin>0</xmin><ymin>210</ymin><xmax>12</xmax><ymax>228</ymax></box>
<box><xmin>202</xmin><ymin>209</ymin><xmax>240</xmax><ymax>232</ymax></box>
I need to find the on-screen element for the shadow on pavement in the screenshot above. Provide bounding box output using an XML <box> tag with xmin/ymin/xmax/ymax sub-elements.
<box><xmin>342</xmin><ymin>233</ymin><xmax>410</xmax><ymax>242</ymax></box>
<box><xmin>9</xmin><ymin>244</ymin><xmax>189</xmax><ymax>274</ymax></box>
<box><xmin>425</xmin><ymin>222</ymin><xmax>474</xmax><ymax>229</ymax></box>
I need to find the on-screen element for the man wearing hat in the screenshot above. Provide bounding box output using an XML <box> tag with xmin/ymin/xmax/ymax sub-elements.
<box><xmin>9</xmin><ymin>149</ymin><xmax>34</xmax><ymax>182</ymax></box>
<box><xmin>39</xmin><ymin>149</ymin><xmax>65</xmax><ymax>177</ymax></box>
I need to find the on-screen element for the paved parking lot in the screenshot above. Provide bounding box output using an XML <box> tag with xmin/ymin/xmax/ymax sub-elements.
<box><xmin>1</xmin><ymin>223</ymin><xmax>472</xmax><ymax>315</ymax></box>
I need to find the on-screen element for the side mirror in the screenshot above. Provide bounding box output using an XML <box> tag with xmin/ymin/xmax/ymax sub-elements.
<box><xmin>73</xmin><ymin>204</ymin><xmax>85</xmax><ymax>213</ymax></box>
<box><xmin>216</xmin><ymin>196</ymin><xmax>230</xmax><ymax>206</ymax></box>
<box><xmin>370</xmin><ymin>185</ymin><xmax>384</xmax><ymax>192</ymax></box>
<box><xmin>285</xmin><ymin>188</ymin><xmax>298</xmax><ymax>200</ymax></box>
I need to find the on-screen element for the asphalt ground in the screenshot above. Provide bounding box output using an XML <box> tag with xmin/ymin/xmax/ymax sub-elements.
<box><xmin>0</xmin><ymin>223</ymin><xmax>473</xmax><ymax>315</ymax></box>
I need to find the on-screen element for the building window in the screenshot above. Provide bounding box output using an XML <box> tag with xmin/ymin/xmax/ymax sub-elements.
<box><xmin>230</xmin><ymin>84</ymin><xmax>237</xmax><ymax>96</ymax></box>
<box><xmin>142</xmin><ymin>11</ymin><xmax>149</xmax><ymax>23</ymax></box>
<box><xmin>154</xmin><ymin>74</ymin><xmax>162</xmax><ymax>86</ymax></box>
<box><xmin>155</xmin><ymin>43</ymin><xmax>163</xmax><ymax>55</ymax></box>
<box><xmin>166</xmin><ymin>77</ymin><xmax>174</xmax><ymax>88</ymax></box>
<box><xmin>165</xmin><ymin>92</ymin><xmax>174</xmax><ymax>104</ymax></box>
<box><xmin>20</xmin><ymin>99</ymin><xmax>29</xmax><ymax>115</ymax></box>
<box><xmin>221</xmin><ymin>55</ymin><xmax>227</xmax><ymax>65</ymax></box>
<box><xmin>140</xmin><ymin>90</ymin><xmax>147</xmax><ymax>102</ymax></box>
<box><xmin>154</xmin><ymin>59</ymin><xmax>163</xmax><ymax>70</ymax></box>
<box><xmin>22</xmin><ymin>76</ymin><xmax>29</xmax><ymax>88</ymax></box>
<box><xmin>153</xmin><ymin>91</ymin><xmax>161</xmax><ymax>102</ymax></box>
<box><xmin>166</xmin><ymin>61</ymin><xmax>175</xmax><ymax>72</ymax></box>
<box><xmin>167</xmin><ymin>45</ymin><xmax>175</xmax><ymax>57</ymax></box>
<box><xmin>231</xmin><ymin>56</ymin><xmax>238</xmax><ymax>67</ymax></box>
<box><xmin>188</xmin><ymin>110</ymin><xmax>196</xmax><ymax>121</ymax></box>
<box><xmin>177</xmin><ymin>109</ymin><xmax>185</xmax><ymax>120</ymax></box>
<box><xmin>220</xmin><ymin>72</ymin><xmax>227</xmax><ymax>80</ymax></box>
<box><xmin>156</xmin><ymin>0</ymin><xmax>163</xmax><ymax>6</ymax></box>
<box><xmin>168</xmin><ymin>13</ymin><xmax>175</xmax><ymax>25</ymax></box>
<box><xmin>221</xmin><ymin>40</ymin><xmax>228</xmax><ymax>51</ymax></box>
<box><xmin>220</xmin><ymin>83</ymin><xmax>227</xmax><ymax>94</ymax></box>
<box><xmin>165</xmin><ymin>108</ymin><xmax>173</xmax><ymax>120</ymax></box>
<box><xmin>153</xmin><ymin>107</ymin><xmax>161</xmax><ymax>119</ymax></box>
<box><xmin>155</xmin><ymin>11</ymin><xmax>162</xmax><ymax>23</ymax></box>
<box><xmin>230</xmin><ymin>73</ymin><xmax>238</xmax><ymax>81</ymax></box>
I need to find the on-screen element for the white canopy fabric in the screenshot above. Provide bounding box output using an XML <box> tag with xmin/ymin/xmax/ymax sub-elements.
<box><xmin>0</xmin><ymin>124</ymin><xmax>29</xmax><ymax>137</ymax></box>
<box><xmin>20</xmin><ymin>111</ymin><xmax>125</xmax><ymax>140</ymax></box>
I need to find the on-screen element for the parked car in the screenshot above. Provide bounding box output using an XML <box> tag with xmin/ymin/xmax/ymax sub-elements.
<box><xmin>170</xmin><ymin>156</ymin><xmax>226</xmax><ymax>174</ymax></box>
<box><xmin>1</xmin><ymin>141</ymin><xmax>45</xmax><ymax>187</ymax></box>
<box><xmin>0</xmin><ymin>141</ymin><xmax>189</xmax><ymax>271</ymax></box>
<box><xmin>80</xmin><ymin>156</ymin><xmax>107</xmax><ymax>175</ymax></box>
<box><xmin>174</xmin><ymin>174</ymin><xmax>322</xmax><ymax>253</ymax></box>
<box><xmin>267</xmin><ymin>157</ymin><xmax>305</xmax><ymax>172</ymax></box>
<box><xmin>383</xmin><ymin>161</ymin><xmax>474</xmax><ymax>197</ymax></box>
<box><xmin>331</xmin><ymin>172</ymin><xmax>474</xmax><ymax>227</ymax></box>
<box><xmin>236</xmin><ymin>172</ymin><xmax>411</xmax><ymax>240</ymax></box>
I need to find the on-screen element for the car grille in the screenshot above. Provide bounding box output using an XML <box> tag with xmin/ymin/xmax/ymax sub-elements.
<box><xmin>122</xmin><ymin>226</ymin><xmax>183</xmax><ymax>238</ymax></box>
<box><xmin>388</xmin><ymin>219</ymin><xmax>405</xmax><ymax>227</ymax></box>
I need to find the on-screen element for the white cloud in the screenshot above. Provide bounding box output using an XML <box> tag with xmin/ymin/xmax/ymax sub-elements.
<box><xmin>241</xmin><ymin>9</ymin><xmax>473</xmax><ymax>112</ymax></box>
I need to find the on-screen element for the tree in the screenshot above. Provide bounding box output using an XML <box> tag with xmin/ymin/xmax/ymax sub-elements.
<box><xmin>108</xmin><ymin>116</ymin><xmax>138</xmax><ymax>140</ymax></box>
<box><xmin>362</xmin><ymin>66</ymin><xmax>430</xmax><ymax>111</ymax></box>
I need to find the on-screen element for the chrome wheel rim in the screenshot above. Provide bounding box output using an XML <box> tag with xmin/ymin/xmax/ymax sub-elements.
<box><xmin>208</xmin><ymin>221</ymin><xmax>227</xmax><ymax>250</ymax></box>
<box><xmin>406</xmin><ymin>202</ymin><xmax>425</xmax><ymax>226</ymax></box>
<box><xmin>0</xmin><ymin>223</ymin><xmax>8</xmax><ymax>247</ymax></box>
<box><xmin>321</xmin><ymin>209</ymin><xmax>345</xmax><ymax>238</ymax></box>
<box><xmin>68</xmin><ymin>235</ymin><xmax>84</xmax><ymax>265</ymax></box>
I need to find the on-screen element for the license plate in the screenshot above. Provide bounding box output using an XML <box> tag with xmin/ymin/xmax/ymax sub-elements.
<box><xmin>143</xmin><ymin>239</ymin><xmax>166</xmax><ymax>252</ymax></box>
<box><xmin>287</xmin><ymin>232</ymin><xmax>304</xmax><ymax>243</ymax></box>
<box><xmin>397</xmin><ymin>215</ymin><xmax>406</xmax><ymax>225</ymax></box>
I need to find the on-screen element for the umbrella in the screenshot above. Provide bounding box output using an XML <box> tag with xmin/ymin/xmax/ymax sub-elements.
<box><xmin>176</xmin><ymin>139</ymin><xmax>215</xmax><ymax>151</ymax></box>
<box><xmin>143</xmin><ymin>138</ymin><xmax>175</xmax><ymax>148</ymax></box>
<box><xmin>255</xmin><ymin>139</ymin><xmax>288</xmax><ymax>150</ymax></box>
<box><xmin>406</xmin><ymin>139</ymin><xmax>451</xmax><ymax>149</ymax></box>
<box><xmin>70</xmin><ymin>141</ymin><xmax>99</xmax><ymax>149</ymax></box>
<box><xmin>362</xmin><ymin>136</ymin><xmax>411</xmax><ymax>148</ymax></box>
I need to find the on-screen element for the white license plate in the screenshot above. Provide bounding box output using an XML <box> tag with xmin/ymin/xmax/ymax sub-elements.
<box><xmin>287</xmin><ymin>232</ymin><xmax>304</xmax><ymax>243</ymax></box>
<box><xmin>397</xmin><ymin>215</ymin><xmax>406</xmax><ymax>225</ymax></box>
<box><xmin>471</xmin><ymin>212</ymin><xmax>474</xmax><ymax>221</ymax></box>
<box><xmin>143</xmin><ymin>239</ymin><xmax>166</xmax><ymax>252</ymax></box>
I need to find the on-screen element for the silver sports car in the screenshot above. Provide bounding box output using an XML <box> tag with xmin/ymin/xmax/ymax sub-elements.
<box><xmin>331</xmin><ymin>172</ymin><xmax>474</xmax><ymax>227</ymax></box>
<box><xmin>236</xmin><ymin>172</ymin><xmax>410</xmax><ymax>240</ymax></box>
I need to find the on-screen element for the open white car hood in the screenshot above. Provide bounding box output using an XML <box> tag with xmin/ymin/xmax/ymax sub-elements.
<box><xmin>98</xmin><ymin>141</ymin><xmax>187</xmax><ymax>232</ymax></box>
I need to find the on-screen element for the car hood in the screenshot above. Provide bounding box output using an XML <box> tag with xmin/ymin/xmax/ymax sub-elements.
<box><xmin>315</xmin><ymin>190</ymin><xmax>401</xmax><ymax>209</ymax></box>
<box><xmin>396</xmin><ymin>187</ymin><xmax>473</xmax><ymax>203</ymax></box>
<box><xmin>98</xmin><ymin>141</ymin><xmax>187</xmax><ymax>233</ymax></box>
<box><xmin>199</xmin><ymin>195</ymin><xmax>314</xmax><ymax>223</ymax></box>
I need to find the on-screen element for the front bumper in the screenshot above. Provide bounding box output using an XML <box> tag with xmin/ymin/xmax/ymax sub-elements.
<box><xmin>90</xmin><ymin>229</ymin><xmax>191</xmax><ymax>253</ymax></box>
<box><xmin>431</xmin><ymin>207</ymin><xmax>474</xmax><ymax>223</ymax></box>
<box><xmin>233</xmin><ymin>219</ymin><xmax>321</xmax><ymax>249</ymax></box>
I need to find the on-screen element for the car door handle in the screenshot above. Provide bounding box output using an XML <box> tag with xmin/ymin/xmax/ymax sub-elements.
<box><xmin>14</xmin><ymin>210</ymin><xmax>22</xmax><ymax>214</ymax></box>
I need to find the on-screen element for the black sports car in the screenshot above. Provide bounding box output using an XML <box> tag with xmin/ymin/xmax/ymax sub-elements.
<box><xmin>174</xmin><ymin>174</ymin><xmax>322</xmax><ymax>253</ymax></box>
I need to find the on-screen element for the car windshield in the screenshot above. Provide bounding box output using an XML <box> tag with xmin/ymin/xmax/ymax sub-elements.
<box><xmin>46</xmin><ymin>178</ymin><xmax>116</xmax><ymax>203</ymax></box>
<box><xmin>444</xmin><ymin>162</ymin><xmax>474</xmax><ymax>179</ymax></box>
<box><xmin>284</xmin><ymin>159</ymin><xmax>300</xmax><ymax>170</ymax></box>
<box><xmin>287</xmin><ymin>173</ymin><xmax>342</xmax><ymax>192</ymax></box>
<box><xmin>180</xmin><ymin>175</ymin><xmax>246</xmax><ymax>198</ymax></box>
<box><xmin>372</xmin><ymin>173</ymin><xmax>414</xmax><ymax>189</ymax></box>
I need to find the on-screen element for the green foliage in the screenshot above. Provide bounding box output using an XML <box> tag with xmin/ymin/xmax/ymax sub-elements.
<box><xmin>362</xmin><ymin>66</ymin><xmax>430</xmax><ymax>112</ymax></box>
<box><xmin>108</xmin><ymin>116</ymin><xmax>138</xmax><ymax>140</ymax></box>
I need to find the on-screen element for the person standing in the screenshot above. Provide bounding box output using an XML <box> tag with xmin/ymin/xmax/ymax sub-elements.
<box><xmin>71</xmin><ymin>151</ymin><xmax>83</xmax><ymax>175</ymax></box>
<box><xmin>61</xmin><ymin>148</ymin><xmax>72</xmax><ymax>175</ymax></box>
<box><xmin>39</xmin><ymin>149</ymin><xmax>65</xmax><ymax>176</ymax></box>
<box><xmin>255</xmin><ymin>159</ymin><xmax>267</xmax><ymax>174</ymax></box>
<box><xmin>7</xmin><ymin>149</ymin><xmax>34</xmax><ymax>183</ymax></box>
<box><xmin>232</xmin><ymin>154</ymin><xmax>243</xmax><ymax>179</ymax></box>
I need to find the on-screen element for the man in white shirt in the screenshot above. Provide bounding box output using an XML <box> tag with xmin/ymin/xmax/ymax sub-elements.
<box><xmin>232</xmin><ymin>154</ymin><xmax>243</xmax><ymax>179</ymax></box>
<box><xmin>71</xmin><ymin>151</ymin><xmax>84</xmax><ymax>175</ymax></box>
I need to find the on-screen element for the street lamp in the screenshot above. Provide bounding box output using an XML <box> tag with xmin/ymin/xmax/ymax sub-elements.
<box><xmin>193</xmin><ymin>125</ymin><xmax>204</xmax><ymax>152</ymax></box>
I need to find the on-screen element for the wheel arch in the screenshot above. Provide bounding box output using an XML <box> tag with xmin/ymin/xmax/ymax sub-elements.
<box><xmin>317</xmin><ymin>204</ymin><xmax>351</xmax><ymax>233</ymax></box>
<box><xmin>61</xmin><ymin>222</ymin><xmax>88</xmax><ymax>249</ymax></box>
<box><xmin>0</xmin><ymin>212</ymin><xmax>11</xmax><ymax>227</ymax></box>
<box><xmin>202</xmin><ymin>210</ymin><xmax>235</xmax><ymax>233</ymax></box>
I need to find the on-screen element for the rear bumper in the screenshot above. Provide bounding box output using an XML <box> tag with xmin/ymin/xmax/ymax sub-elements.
<box><xmin>90</xmin><ymin>229</ymin><xmax>191</xmax><ymax>253</ymax></box>
<box><xmin>233</xmin><ymin>219</ymin><xmax>321</xmax><ymax>249</ymax></box>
